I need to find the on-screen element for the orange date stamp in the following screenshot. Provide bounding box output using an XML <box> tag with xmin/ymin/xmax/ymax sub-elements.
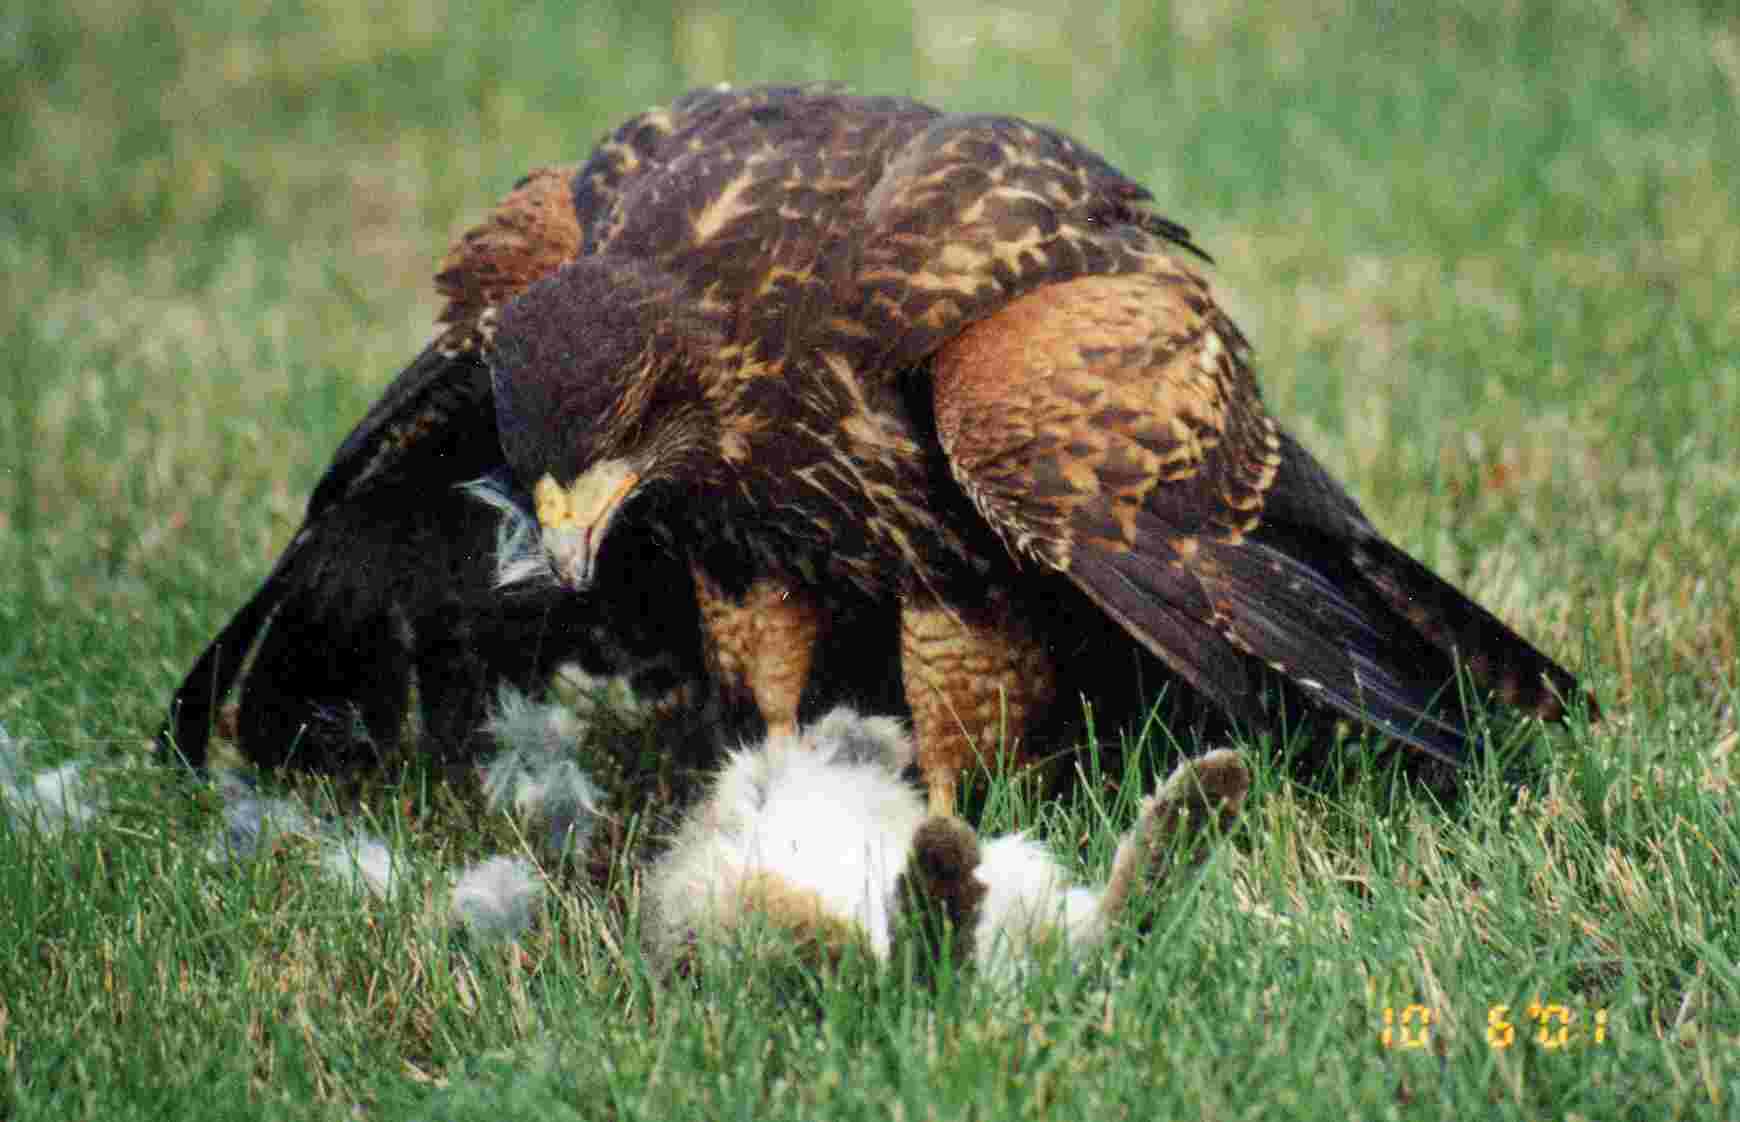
<box><xmin>1379</xmin><ymin>1001</ymin><xmax>1610</xmax><ymax>1050</ymax></box>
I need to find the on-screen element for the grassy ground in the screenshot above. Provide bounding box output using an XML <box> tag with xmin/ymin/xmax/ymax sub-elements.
<box><xmin>4</xmin><ymin>0</ymin><xmax>1739</xmax><ymax>1117</ymax></box>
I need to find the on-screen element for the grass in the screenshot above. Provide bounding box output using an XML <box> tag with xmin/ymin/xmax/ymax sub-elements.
<box><xmin>4</xmin><ymin>0</ymin><xmax>1739</xmax><ymax>1116</ymax></box>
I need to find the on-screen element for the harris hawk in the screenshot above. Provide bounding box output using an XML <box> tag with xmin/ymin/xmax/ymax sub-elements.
<box><xmin>482</xmin><ymin>84</ymin><xmax>1596</xmax><ymax>816</ymax></box>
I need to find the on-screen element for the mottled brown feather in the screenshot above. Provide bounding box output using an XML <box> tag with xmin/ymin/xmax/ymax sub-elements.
<box><xmin>482</xmin><ymin>84</ymin><xmax>1595</xmax><ymax>801</ymax></box>
<box><xmin>433</xmin><ymin>166</ymin><xmax>584</xmax><ymax>356</ymax></box>
<box><xmin>933</xmin><ymin>272</ymin><xmax>1280</xmax><ymax>570</ymax></box>
<box><xmin>927</xmin><ymin>272</ymin><xmax>1287</xmax><ymax>735</ymax></box>
<box><xmin>927</xmin><ymin>270</ymin><xmax>1580</xmax><ymax>764</ymax></box>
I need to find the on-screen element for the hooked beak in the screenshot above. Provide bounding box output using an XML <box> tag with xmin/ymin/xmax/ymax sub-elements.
<box><xmin>533</xmin><ymin>461</ymin><xmax>640</xmax><ymax>590</ymax></box>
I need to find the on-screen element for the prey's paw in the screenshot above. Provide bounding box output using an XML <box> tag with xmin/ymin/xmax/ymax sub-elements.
<box><xmin>1146</xmin><ymin>747</ymin><xmax>1251</xmax><ymax>845</ymax></box>
<box><xmin>1100</xmin><ymin>749</ymin><xmax>1250</xmax><ymax>923</ymax></box>
<box><xmin>893</xmin><ymin>815</ymin><xmax>986</xmax><ymax>970</ymax></box>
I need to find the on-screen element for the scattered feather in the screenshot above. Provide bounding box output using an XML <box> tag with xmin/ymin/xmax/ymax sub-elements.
<box><xmin>461</xmin><ymin>473</ymin><xmax>556</xmax><ymax>591</ymax></box>
<box><xmin>0</xmin><ymin>722</ymin><xmax>19</xmax><ymax>789</ymax></box>
<box><xmin>451</xmin><ymin>856</ymin><xmax>546</xmax><ymax>939</ymax></box>
<box><xmin>5</xmin><ymin>762</ymin><xmax>105</xmax><ymax>833</ymax></box>
<box><xmin>321</xmin><ymin>833</ymin><xmax>401</xmax><ymax>899</ymax></box>
<box><xmin>204</xmin><ymin>768</ymin><xmax>319</xmax><ymax>861</ymax></box>
<box><xmin>480</xmin><ymin>687</ymin><xmax>603</xmax><ymax>858</ymax></box>
<box><xmin>0</xmin><ymin>726</ymin><xmax>106</xmax><ymax>834</ymax></box>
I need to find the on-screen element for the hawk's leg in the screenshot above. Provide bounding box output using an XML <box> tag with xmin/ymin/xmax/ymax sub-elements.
<box><xmin>692</xmin><ymin>565</ymin><xmax>822</xmax><ymax>738</ymax></box>
<box><xmin>899</xmin><ymin>588</ymin><xmax>1057</xmax><ymax>817</ymax></box>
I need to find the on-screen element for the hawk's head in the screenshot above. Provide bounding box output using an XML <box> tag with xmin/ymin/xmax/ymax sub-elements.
<box><xmin>489</xmin><ymin>256</ymin><xmax>724</xmax><ymax>590</ymax></box>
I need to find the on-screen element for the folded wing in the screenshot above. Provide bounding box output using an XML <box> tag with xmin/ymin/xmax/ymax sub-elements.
<box><xmin>932</xmin><ymin>271</ymin><xmax>1586</xmax><ymax>764</ymax></box>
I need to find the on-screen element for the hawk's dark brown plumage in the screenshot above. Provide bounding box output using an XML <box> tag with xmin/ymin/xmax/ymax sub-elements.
<box><xmin>484</xmin><ymin>84</ymin><xmax>1595</xmax><ymax>813</ymax></box>
<box><xmin>161</xmin><ymin>84</ymin><xmax>1592</xmax><ymax>801</ymax></box>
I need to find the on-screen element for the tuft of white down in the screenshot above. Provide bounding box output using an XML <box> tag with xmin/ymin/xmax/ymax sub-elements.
<box><xmin>479</xmin><ymin>686</ymin><xmax>603</xmax><ymax>859</ymax></box>
<box><xmin>646</xmin><ymin>714</ymin><xmax>929</xmax><ymax>961</ymax></box>
<box><xmin>451</xmin><ymin>856</ymin><xmax>546</xmax><ymax>938</ymax></box>
<box><xmin>0</xmin><ymin>724</ymin><xmax>106</xmax><ymax>834</ymax></box>
<box><xmin>320</xmin><ymin>833</ymin><xmax>401</xmax><ymax>899</ymax></box>
<box><xmin>460</xmin><ymin>474</ymin><xmax>555</xmax><ymax>590</ymax></box>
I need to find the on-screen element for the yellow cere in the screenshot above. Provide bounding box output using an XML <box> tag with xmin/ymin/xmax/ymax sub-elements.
<box><xmin>534</xmin><ymin>474</ymin><xmax>578</xmax><ymax>530</ymax></box>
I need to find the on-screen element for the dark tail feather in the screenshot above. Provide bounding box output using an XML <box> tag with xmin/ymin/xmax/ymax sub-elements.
<box><xmin>1065</xmin><ymin>549</ymin><xmax>1261</xmax><ymax>726</ymax></box>
<box><xmin>1200</xmin><ymin>537</ymin><xmax>1474</xmax><ymax>764</ymax></box>
<box><xmin>1070</xmin><ymin>526</ymin><xmax>1474</xmax><ymax>766</ymax></box>
<box><xmin>156</xmin><ymin>542</ymin><xmax>302</xmax><ymax>771</ymax></box>
<box><xmin>1351</xmin><ymin>536</ymin><xmax>1597</xmax><ymax>723</ymax></box>
<box><xmin>1262</xmin><ymin>430</ymin><xmax>1597</xmax><ymax>727</ymax></box>
<box><xmin>1204</xmin><ymin>539</ymin><xmax>1475</xmax><ymax>765</ymax></box>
